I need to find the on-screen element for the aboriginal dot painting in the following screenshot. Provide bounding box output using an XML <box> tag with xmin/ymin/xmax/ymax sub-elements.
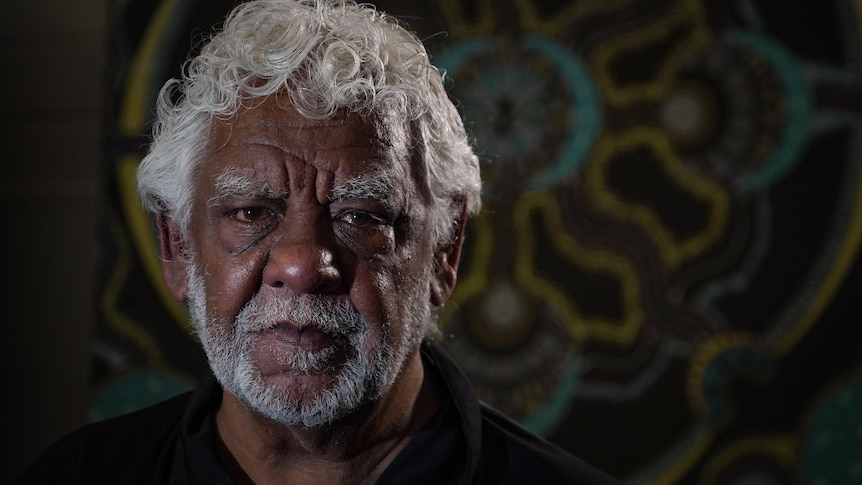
<box><xmin>98</xmin><ymin>0</ymin><xmax>862</xmax><ymax>482</ymax></box>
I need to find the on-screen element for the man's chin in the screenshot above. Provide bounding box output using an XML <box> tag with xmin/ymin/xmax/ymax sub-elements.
<box><xmin>227</xmin><ymin>356</ymin><xmax>370</xmax><ymax>427</ymax></box>
<box><xmin>239</xmin><ymin>382</ymin><xmax>363</xmax><ymax>427</ymax></box>
<box><xmin>255</xmin><ymin>370</ymin><xmax>342</xmax><ymax>398</ymax></box>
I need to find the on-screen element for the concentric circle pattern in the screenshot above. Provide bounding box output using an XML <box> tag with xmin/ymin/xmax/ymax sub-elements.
<box><xmin>98</xmin><ymin>0</ymin><xmax>862</xmax><ymax>483</ymax></box>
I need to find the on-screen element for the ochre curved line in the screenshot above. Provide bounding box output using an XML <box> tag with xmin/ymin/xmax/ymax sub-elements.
<box><xmin>119</xmin><ymin>0</ymin><xmax>180</xmax><ymax>135</ymax></box>
<box><xmin>701</xmin><ymin>435</ymin><xmax>795</xmax><ymax>485</ymax></box>
<box><xmin>101</xmin><ymin>206</ymin><xmax>165</xmax><ymax>366</ymax></box>
<box><xmin>592</xmin><ymin>0</ymin><xmax>713</xmax><ymax>106</ymax></box>
<box><xmin>771</xmin><ymin>1</ymin><xmax>862</xmax><ymax>358</ymax></box>
<box><xmin>440</xmin><ymin>209</ymin><xmax>495</xmax><ymax>326</ymax></box>
<box><xmin>513</xmin><ymin>192</ymin><xmax>643</xmax><ymax>345</ymax></box>
<box><xmin>770</xmin><ymin>157</ymin><xmax>862</xmax><ymax>357</ymax></box>
<box><xmin>775</xmin><ymin>197</ymin><xmax>862</xmax><ymax>358</ymax></box>
<box><xmin>685</xmin><ymin>331</ymin><xmax>759</xmax><ymax>421</ymax></box>
<box><xmin>646</xmin><ymin>429</ymin><xmax>717</xmax><ymax>485</ymax></box>
<box><xmin>116</xmin><ymin>0</ymin><xmax>192</xmax><ymax>333</ymax></box>
<box><xmin>585</xmin><ymin>128</ymin><xmax>730</xmax><ymax>271</ymax></box>
<box><xmin>438</xmin><ymin>0</ymin><xmax>498</xmax><ymax>39</ymax></box>
<box><xmin>513</xmin><ymin>0</ymin><xmax>633</xmax><ymax>36</ymax></box>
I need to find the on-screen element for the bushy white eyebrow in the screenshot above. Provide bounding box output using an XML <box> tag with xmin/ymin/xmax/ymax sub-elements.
<box><xmin>206</xmin><ymin>168</ymin><xmax>395</xmax><ymax>208</ymax></box>
<box><xmin>207</xmin><ymin>168</ymin><xmax>288</xmax><ymax>207</ymax></box>
<box><xmin>329</xmin><ymin>170</ymin><xmax>396</xmax><ymax>203</ymax></box>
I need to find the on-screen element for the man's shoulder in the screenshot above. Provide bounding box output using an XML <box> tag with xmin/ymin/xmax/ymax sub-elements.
<box><xmin>477</xmin><ymin>403</ymin><xmax>621</xmax><ymax>484</ymax></box>
<box><xmin>422</xmin><ymin>341</ymin><xmax>620</xmax><ymax>483</ymax></box>
<box><xmin>15</xmin><ymin>391</ymin><xmax>193</xmax><ymax>484</ymax></box>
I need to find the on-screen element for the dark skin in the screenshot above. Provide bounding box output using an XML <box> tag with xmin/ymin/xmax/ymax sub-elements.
<box><xmin>156</xmin><ymin>96</ymin><xmax>467</xmax><ymax>484</ymax></box>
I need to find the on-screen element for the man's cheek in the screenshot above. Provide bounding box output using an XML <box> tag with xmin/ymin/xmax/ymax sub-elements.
<box><xmin>346</xmin><ymin>270</ymin><xmax>393</xmax><ymax>321</ymax></box>
<box><xmin>205</xmin><ymin>250</ymin><xmax>268</xmax><ymax>314</ymax></box>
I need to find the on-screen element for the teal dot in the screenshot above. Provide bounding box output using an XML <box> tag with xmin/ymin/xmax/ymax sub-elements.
<box><xmin>803</xmin><ymin>376</ymin><xmax>862</xmax><ymax>485</ymax></box>
<box><xmin>89</xmin><ymin>370</ymin><xmax>193</xmax><ymax>422</ymax></box>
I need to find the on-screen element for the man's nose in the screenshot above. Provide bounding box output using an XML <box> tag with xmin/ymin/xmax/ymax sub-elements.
<box><xmin>262</xmin><ymin>218</ymin><xmax>343</xmax><ymax>294</ymax></box>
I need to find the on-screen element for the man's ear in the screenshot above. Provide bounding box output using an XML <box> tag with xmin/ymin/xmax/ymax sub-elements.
<box><xmin>156</xmin><ymin>213</ymin><xmax>190</xmax><ymax>302</ymax></box>
<box><xmin>430</xmin><ymin>204</ymin><xmax>469</xmax><ymax>307</ymax></box>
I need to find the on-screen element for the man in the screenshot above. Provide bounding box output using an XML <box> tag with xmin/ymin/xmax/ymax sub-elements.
<box><xmin>18</xmin><ymin>0</ymin><xmax>618</xmax><ymax>483</ymax></box>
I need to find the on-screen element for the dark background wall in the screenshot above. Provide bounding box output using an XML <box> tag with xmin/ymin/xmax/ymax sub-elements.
<box><xmin>3</xmin><ymin>0</ymin><xmax>104</xmax><ymax>481</ymax></box>
<box><xmin>6</xmin><ymin>0</ymin><xmax>862</xmax><ymax>483</ymax></box>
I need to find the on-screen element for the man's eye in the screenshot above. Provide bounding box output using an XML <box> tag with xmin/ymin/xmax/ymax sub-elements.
<box><xmin>231</xmin><ymin>207</ymin><xmax>273</xmax><ymax>223</ymax></box>
<box><xmin>339</xmin><ymin>210</ymin><xmax>386</xmax><ymax>227</ymax></box>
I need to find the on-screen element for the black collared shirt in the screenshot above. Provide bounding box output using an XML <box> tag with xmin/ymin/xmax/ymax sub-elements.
<box><xmin>16</xmin><ymin>342</ymin><xmax>619</xmax><ymax>484</ymax></box>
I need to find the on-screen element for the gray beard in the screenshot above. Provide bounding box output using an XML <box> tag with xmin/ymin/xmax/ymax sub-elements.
<box><xmin>185</xmin><ymin>262</ymin><xmax>430</xmax><ymax>427</ymax></box>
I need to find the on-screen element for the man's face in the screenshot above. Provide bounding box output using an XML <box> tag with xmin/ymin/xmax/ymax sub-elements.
<box><xmin>165</xmin><ymin>97</ymin><xmax>446</xmax><ymax>426</ymax></box>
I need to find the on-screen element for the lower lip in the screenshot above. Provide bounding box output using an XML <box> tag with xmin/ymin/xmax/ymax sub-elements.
<box><xmin>271</xmin><ymin>323</ymin><xmax>333</xmax><ymax>348</ymax></box>
<box><xmin>252</xmin><ymin>324</ymin><xmax>349</xmax><ymax>377</ymax></box>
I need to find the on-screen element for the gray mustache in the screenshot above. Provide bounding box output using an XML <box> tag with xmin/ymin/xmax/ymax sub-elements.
<box><xmin>235</xmin><ymin>294</ymin><xmax>366</xmax><ymax>337</ymax></box>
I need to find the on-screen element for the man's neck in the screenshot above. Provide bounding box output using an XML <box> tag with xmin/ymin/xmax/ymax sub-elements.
<box><xmin>214</xmin><ymin>351</ymin><xmax>440</xmax><ymax>485</ymax></box>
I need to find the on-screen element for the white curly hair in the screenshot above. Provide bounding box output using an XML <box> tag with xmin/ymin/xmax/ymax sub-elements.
<box><xmin>136</xmin><ymin>0</ymin><xmax>481</xmax><ymax>246</ymax></box>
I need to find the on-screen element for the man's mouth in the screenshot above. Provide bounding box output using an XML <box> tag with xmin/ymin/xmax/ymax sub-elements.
<box><xmin>250</xmin><ymin>322</ymin><xmax>352</xmax><ymax>376</ymax></box>
<box><xmin>271</xmin><ymin>322</ymin><xmax>337</xmax><ymax>349</ymax></box>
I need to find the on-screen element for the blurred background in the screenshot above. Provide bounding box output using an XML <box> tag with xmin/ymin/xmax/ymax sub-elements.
<box><xmin>3</xmin><ymin>0</ymin><xmax>104</xmax><ymax>481</ymax></box>
<box><xmin>5</xmin><ymin>0</ymin><xmax>862</xmax><ymax>483</ymax></box>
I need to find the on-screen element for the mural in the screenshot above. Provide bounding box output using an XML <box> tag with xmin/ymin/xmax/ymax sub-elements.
<box><xmin>97</xmin><ymin>0</ymin><xmax>862</xmax><ymax>482</ymax></box>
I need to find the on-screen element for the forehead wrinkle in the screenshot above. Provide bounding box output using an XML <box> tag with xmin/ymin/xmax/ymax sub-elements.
<box><xmin>329</xmin><ymin>170</ymin><xmax>397</xmax><ymax>204</ymax></box>
<box><xmin>207</xmin><ymin>167</ymin><xmax>288</xmax><ymax>207</ymax></box>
